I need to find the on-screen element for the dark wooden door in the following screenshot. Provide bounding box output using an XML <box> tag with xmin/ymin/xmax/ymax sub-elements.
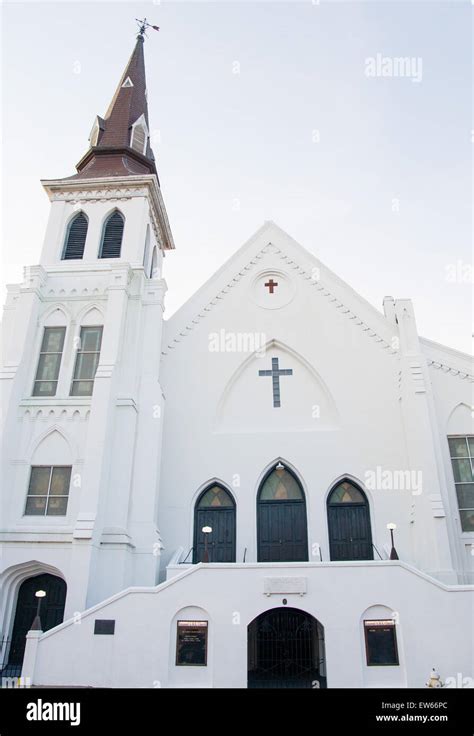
<box><xmin>258</xmin><ymin>501</ymin><xmax>308</xmax><ymax>562</ymax></box>
<box><xmin>8</xmin><ymin>574</ymin><xmax>67</xmax><ymax>665</ymax></box>
<box><xmin>328</xmin><ymin>503</ymin><xmax>373</xmax><ymax>560</ymax></box>
<box><xmin>194</xmin><ymin>507</ymin><xmax>236</xmax><ymax>563</ymax></box>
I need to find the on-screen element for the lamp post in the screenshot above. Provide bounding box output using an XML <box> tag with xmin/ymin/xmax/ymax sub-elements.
<box><xmin>31</xmin><ymin>590</ymin><xmax>46</xmax><ymax>631</ymax></box>
<box><xmin>386</xmin><ymin>523</ymin><xmax>399</xmax><ymax>560</ymax></box>
<box><xmin>202</xmin><ymin>526</ymin><xmax>212</xmax><ymax>563</ymax></box>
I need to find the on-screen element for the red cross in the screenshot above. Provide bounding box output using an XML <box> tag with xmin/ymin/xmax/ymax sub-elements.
<box><xmin>264</xmin><ymin>279</ymin><xmax>278</xmax><ymax>294</ymax></box>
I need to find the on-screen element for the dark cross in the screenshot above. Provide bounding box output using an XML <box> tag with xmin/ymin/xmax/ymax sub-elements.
<box><xmin>264</xmin><ymin>279</ymin><xmax>278</xmax><ymax>294</ymax></box>
<box><xmin>259</xmin><ymin>357</ymin><xmax>293</xmax><ymax>408</ymax></box>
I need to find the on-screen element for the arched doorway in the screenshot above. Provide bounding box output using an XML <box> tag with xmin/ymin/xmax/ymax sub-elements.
<box><xmin>248</xmin><ymin>608</ymin><xmax>326</xmax><ymax>688</ymax></box>
<box><xmin>257</xmin><ymin>464</ymin><xmax>308</xmax><ymax>562</ymax></box>
<box><xmin>193</xmin><ymin>485</ymin><xmax>236</xmax><ymax>563</ymax></box>
<box><xmin>7</xmin><ymin>574</ymin><xmax>67</xmax><ymax>669</ymax></box>
<box><xmin>327</xmin><ymin>480</ymin><xmax>373</xmax><ymax>560</ymax></box>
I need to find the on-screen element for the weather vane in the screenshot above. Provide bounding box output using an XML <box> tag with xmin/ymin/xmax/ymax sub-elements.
<box><xmin>135</xmin><ymin>18</ymin><xmax>160</xmax><ymax>39</ymax></box>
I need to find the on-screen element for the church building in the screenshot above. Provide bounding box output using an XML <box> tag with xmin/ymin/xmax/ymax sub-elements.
<box><xmin>0</xmin><ymin>30</ymin><xmax>473</xmax><ymax>689</ymax></box>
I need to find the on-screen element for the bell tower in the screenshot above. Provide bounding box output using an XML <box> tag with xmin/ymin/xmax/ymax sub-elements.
<box><xmin>0</xmin><ymin>27</ymin><xmax>174</xmax><ymax>616</ymax></box>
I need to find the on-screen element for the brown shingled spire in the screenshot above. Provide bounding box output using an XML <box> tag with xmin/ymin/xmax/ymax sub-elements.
<box><xmin>72</xmin><ymin>34</ymin><xmax>157</xmax><ymax>180</ymax></box>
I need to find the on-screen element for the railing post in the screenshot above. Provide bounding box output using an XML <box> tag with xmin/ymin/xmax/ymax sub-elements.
<box><xmin>21</xmin><ymin>629</ymin><xmax>42</xmax><ymax>685</ymax></box>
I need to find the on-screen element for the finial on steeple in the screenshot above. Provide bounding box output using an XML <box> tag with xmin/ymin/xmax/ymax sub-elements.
<box><xmin>135</xmin><ymin>17</ymin><xmax>160</xmax><ymax>40</ymax></box>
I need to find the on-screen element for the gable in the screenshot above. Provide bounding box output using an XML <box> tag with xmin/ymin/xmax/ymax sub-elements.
<box><xmin>162</xmin><ymin>221</ymin><xmax>397</xmax><ymax>359</ymax></box>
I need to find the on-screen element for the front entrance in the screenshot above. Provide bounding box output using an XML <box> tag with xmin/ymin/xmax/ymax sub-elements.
<box><xmin>7</xmin><ymin>574</ymin><xmax>67</xmax><ymax>669</ymax></box>
<box><xmin>248</xmin><ymin>607</ymin><xmax>326</xmax><ymax>688</ymax></box>
<box><xmin>327</xmin><ymin>480</ymin><xmax>373</xmax><ymax>560</ymax></box>
<box><xmin>193</xmin><ymin>485</ymin><xmax>236</xmax><ymax>563</ymax></box>
<box><xmin>257</xmin><ymin>465</ymin><xmax>308</xmax><ymax>562</ymax></box>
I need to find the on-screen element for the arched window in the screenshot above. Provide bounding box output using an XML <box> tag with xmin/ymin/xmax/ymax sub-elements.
<box><xmin>193</xmin><ymin>485</ymin><xmax>236</xmax><ymax>563</ymax></box>
<box><xmin>327</xmin><ymin>480</ymin><xmax>373</xmax><ymax>561</ymax></box>
<box><xmin>257</xmin><ymin>464</ymin><xmax>308</xmax><ymax>562</ymax></box>
<box><xmin>8</xmin><ymin>574</ymin><xmax>67</xmax><ymax>670</ymax></box>
<box><xmin>150</xmin><ymin>247</ymin><xmax>158</xmax><ymax>279</ymax></box>
<box><xmin>142</xmin><ymin>224</ymin><xmax>150</xmax><ymax>272</ymax></box>
<box><xmin>99</xmin><ymin>211</ymin><xmax>124</xmax><ymax>259</ymax></box>
<box><xmin>62</xmin><ymin>212</ymin><xmax>88</xmax><ymax>260</ymax></box>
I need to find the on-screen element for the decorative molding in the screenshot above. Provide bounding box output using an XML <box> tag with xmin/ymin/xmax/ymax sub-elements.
<box><xmin>41</xmin><ymin>175</ymin><xmax>175</xmax><ymax>251</ymax></box>
<box><xmin>427</xmin><ymin>359</ymin><xmax>474</xmax><ymax>383</ymax></box>
<box><xmin>19</xmin><ymin>402</ymin><xmax>91</xmax><ymax>421</ymax></box>
<box><xmin>162</xmin><ymin>243</ymin><xmax>398</xmax><ymax>357</ymax></box>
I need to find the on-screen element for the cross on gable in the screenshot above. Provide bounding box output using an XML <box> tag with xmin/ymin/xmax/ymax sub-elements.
<box><xmin>258</xmin><ymin>357</ymin><xmax>293</xmax><ymax>408</ymax></box>
<box><xmin>264</xmin><ymin>279</ymin><xmax>278</xmax><ymax>294</ymax></box>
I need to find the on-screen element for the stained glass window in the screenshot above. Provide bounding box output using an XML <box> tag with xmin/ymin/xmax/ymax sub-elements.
<box><xmin>198</xmin><ymin>486</ymin><xmax>234</xmax><ymax>508</ymax></box>
<box><xmin>328</xmin><ymin>481</ymin><xmax>365</xmax><ymax>504</ymax></box>
<box><xmin>259</xmin><ymin>467</ymin><xmax>303</xmax><ymax>501</ymax></box>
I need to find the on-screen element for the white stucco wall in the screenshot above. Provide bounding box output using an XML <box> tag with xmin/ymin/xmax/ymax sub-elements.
<box><xmin>26</xmin><ymin>562</ymin><xmax>473</xmax><ymax>689</ymax></box>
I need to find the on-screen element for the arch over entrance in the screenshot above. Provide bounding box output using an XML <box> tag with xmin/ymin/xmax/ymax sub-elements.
<box><xmin>257</xmin><ymin>464</ymin><xmax>308</xmax><ymax>562</ymax></box>
<box><xmin>248</xmin><ymin>607</ymin><xmax>326</xmax><ymax>688</ymax></box>
<box><xmin>193</xmin><ymin>484</ymin><xmax>236</xmax><ymax>563</ymax></box>
<box><xmin>327</xmin><ymin>479</ymin><xmax>373</xmax><ymax>560</ymax></box>
<box><xmin>7</xmin><ymin>573</ymin><xmax>67</xmax><ymax>670</ymax></box>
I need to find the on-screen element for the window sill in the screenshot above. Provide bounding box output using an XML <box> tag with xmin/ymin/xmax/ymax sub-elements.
<box><xmin>20</xmin><ymin>397</ymin><xmax>92</xmax><ymax>407</ymax></box>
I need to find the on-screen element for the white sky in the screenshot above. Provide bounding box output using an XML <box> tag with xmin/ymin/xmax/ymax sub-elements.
<box><xmin>1</xmin><ymin>1</ymin><xmax>472</xmax><ymax>353</ymax></box>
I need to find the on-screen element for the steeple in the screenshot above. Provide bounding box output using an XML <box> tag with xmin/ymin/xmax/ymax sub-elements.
<box><xmin>71</xmin><ymin>33</ymin><xmax>157</xmax><ymax>180</ymax></box>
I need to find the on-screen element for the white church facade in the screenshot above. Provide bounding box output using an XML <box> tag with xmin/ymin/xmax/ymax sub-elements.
<box><xmin>1</xmin><ymin>33</ymin><xmax>473</xmax><ymax>689</ymax></box>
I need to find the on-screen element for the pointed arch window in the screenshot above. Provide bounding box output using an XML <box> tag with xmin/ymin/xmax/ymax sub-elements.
<box><xmin>99</xmin><ymin>211</ymin><xmax>124</xmax><ymax>259</ymax></box>
<box><xmin>257</xmin><ymin>464</ymin><xmax>308</xmax><ymax>562</ymax></box>
<box><xmin>327</xmin><ymin>480</ymin><xmax>373</xmax><ymax>561</ymax></box>
<box><xmin>62</xmin><ymin>212</ymin><xmax>88</xmax><ymax>260</ymax></box>
<box><xmin>150</xmin><ymin>247</ymin><xmax>158</xmax><ymax>279</ymax></box>
<box><xmin>193</xmin><ymin>485</ymin><xmax>236</xmax><ymax>563</ymax></box>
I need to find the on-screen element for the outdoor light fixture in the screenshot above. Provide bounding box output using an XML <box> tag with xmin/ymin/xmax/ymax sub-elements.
<box><xmin>31</xmin><ymin>590</ymin><xmax>47</xmax><ymax>631</ymax></box>
<box><xmin>202</xmin><ymin>526</ymin><xmax>212</xmax><ymax>563</ymax></box>
<box><xmin>275</xmin><ymin>462</ymin><xmax>285</xmax><ymax>476</ymax></box>
<box><xmin>386</xmin><ymin>523</ymin><xmax>399</xmax><ymax>560</ymax></box>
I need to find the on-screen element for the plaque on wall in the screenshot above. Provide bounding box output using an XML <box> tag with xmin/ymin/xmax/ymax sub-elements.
<box><xmin>263</xmin><ymin>577</ymin><xmax>307</xmax><ymax>595</ymax></box>
<box><xmin>364</xmin><ymin>619</ymin><xmax>399</xmax><ymax>666</ymax></box>
<box><xmin>176</xmin><ymin>620</ymin><xmax>208</xmax><ymax>666</ymax></box>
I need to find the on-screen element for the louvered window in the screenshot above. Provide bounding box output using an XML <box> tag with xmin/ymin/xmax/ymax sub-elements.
<box><xmin>131</xmin><ymin>124</ymin><xmax>147</xmax><ymax>154</ymax></box>
<box><xmin>99</xmin><ymin>211</ymin><xmax>124</xmax><ymax>259</ymax></box>
<box><xmin>62</xmin><ymin>213</ymin><xmax>88</xmax><ymax>260</ymax></box>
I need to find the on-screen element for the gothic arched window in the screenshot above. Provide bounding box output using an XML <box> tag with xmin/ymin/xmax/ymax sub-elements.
<box><xmin>327</xmin><ymin>480</ymin><xmax>373</xmax><ymax>561</ymax></box>
<box><xmin>257</xmin><ymin>464</ymin><xmax>308</xmax><ymax>562</ymax></box>
<box><xmin>62</xmin><ymin>212</ymin><xmax>88</xmax><ymax>260</ymax></box>
<box><xmin>99</xmin><ymin>211</ymin><xmax>124</xmax><ymax>259</ymax></box>
<box><xmin>193</xmin><ymin>485</ymin><xmax>236</xmax><ymax>563</ymax></box>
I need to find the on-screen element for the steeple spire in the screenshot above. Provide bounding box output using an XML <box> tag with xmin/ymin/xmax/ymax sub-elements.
<box><xmin>72</xmin><ymin>32</ymin><xmax>157</xmax><ymax>180</ymax></box>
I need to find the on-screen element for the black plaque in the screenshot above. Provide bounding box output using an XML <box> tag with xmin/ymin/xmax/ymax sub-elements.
<box><xmin>364</xmin><ymin>619</ymin><xmax>398</xmax><ymax>666</ymax></box>
<box><xmin>176</xmin><ymin>620</ymin><xmax>208</xmax><ymax>666</ymax></box>
<box><xmin>94</xmin><ymin>619</ymin><xmax>115</xmax><ymax>635</ymax></box>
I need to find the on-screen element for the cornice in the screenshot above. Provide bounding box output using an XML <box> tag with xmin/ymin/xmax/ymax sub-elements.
<box><xmin>427</xmin><ymin>359</ymin><xmax>474</xmax><ymax>383</ymax></box>
<box><xmin>41</xmin><ymin>174</ymin><xmax>175</xmax><ymax>252</ymax></box>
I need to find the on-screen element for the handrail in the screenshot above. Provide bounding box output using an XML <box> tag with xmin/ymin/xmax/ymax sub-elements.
<box><xmin>181</xmin><ymin>547</ymin><xmax>194</xmax><ymax>564</ymax></box>
<box><xmin>372</xmin><ymin>543</ymin><xmax>383</xmax><ymax>560</ymax></box>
